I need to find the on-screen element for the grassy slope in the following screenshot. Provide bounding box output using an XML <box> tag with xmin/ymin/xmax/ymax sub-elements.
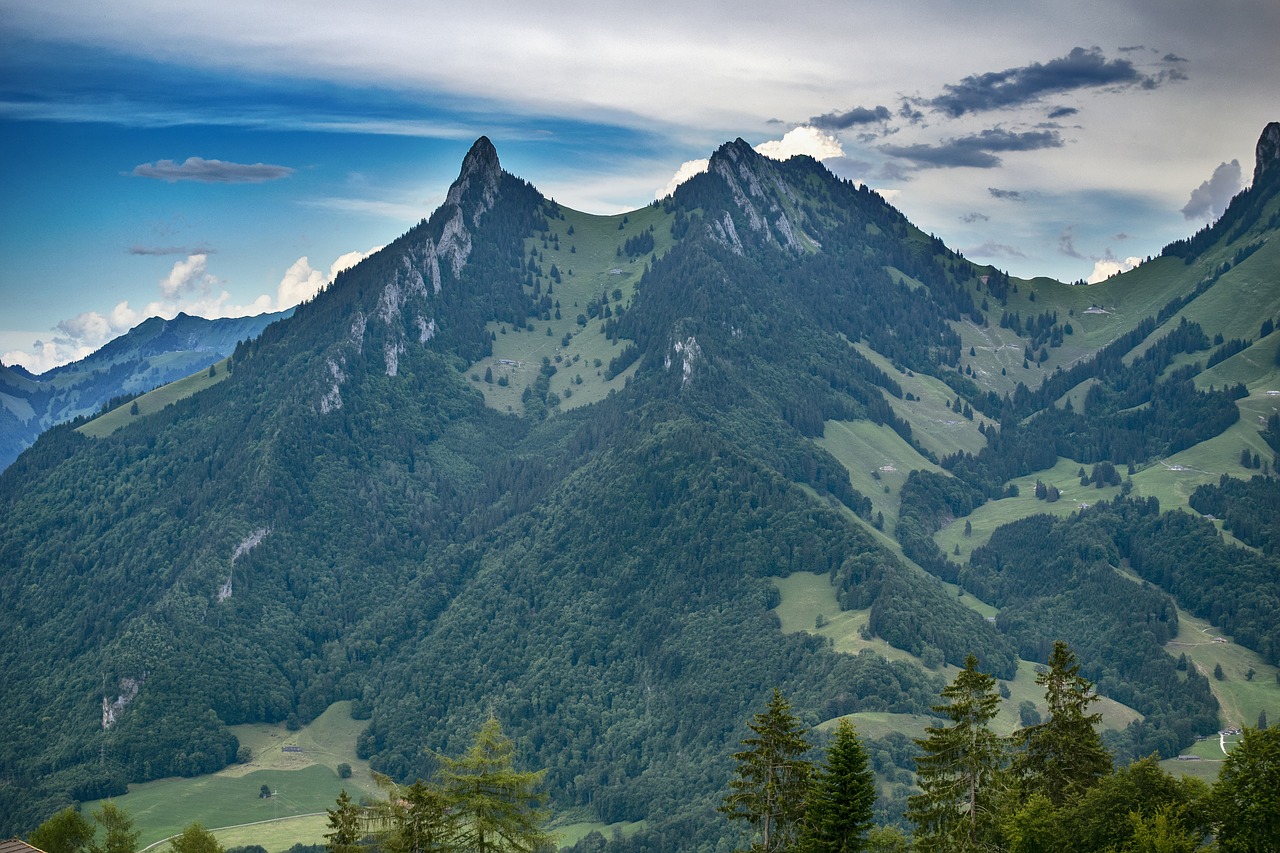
<box><xmin>77</xmin><ymin>358</ymin><xmax>231</xmax><ymax>439</ymax></box>
<box><xmin>466</xmin><ymin>203</ymin><xmax>672</xmax><ymax>414</ymax></box>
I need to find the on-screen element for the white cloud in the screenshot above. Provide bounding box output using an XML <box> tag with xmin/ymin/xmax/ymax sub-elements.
<box><xmin>753</xmin><ymin>126</ymin><xmax>844</xmax><ymax>161</ymax></box>
<box><xmin>1087</xmin><ymin>253</ymin><xmax>1143</xmax><ymax>283</ymax></box>
<box><xmin>1181</xmin><ymin>159</ymin><xmax>1242</xmax><ymax>221</ymax></box>
<box><xmin>5</xmin><ymin>247</ymin><xmax>382</xmax><ymax>373</ymax></box>
<box><xmin>656</xmin><ymin>126</ymin><xmax>845</xmax><ymax>199</ymax></box>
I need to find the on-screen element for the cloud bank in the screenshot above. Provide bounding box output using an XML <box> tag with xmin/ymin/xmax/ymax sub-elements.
<box><xmin>658</xmin><ymin>126</ymin><xmax>844</xmax><ymax>198</ymax></box>
<box><xmin>132</xmin><ymin>157</ymin><xmax>295</xmax><ymax>183</ymax></box>
<box><xmin>1181</xmin><ymin>160</ymin><xmax>1241</xmax><ymax>221</ymax></box>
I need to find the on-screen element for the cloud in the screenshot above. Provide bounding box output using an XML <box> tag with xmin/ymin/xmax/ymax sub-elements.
<box><xmin>1180</xmin><ymin>159</ymin><xmax>1241</xmax><ymax>221</ymax></box>
<box><xmin>961</xmin><ymin>212</ymin><xmax>990</xmax><ymax>223</ymax></box>
<box><xmin>965</xmin><ymin>241</ymin><xmax>1027</xmax><ymax>259</ymax></box>
<box><xmin>809</xmin><ymin>105</ymin><xmax>891</xmax><ymax>131</ymax></box>
<box><xmin>161</xmin><ymin>253</ymin><xmax>217</xmax><ymax>298</ymax></box>
<box><xmin>1058</xmin><ymin>226</ymin><xmax>1085</xmax><ymax>259</ymax></box>
<box><xmin>276</xmin><ymin>247</ymin><xmax>382</xmax><ymax>309</ymax></box>
<box><xmin>1163</xmin><ymin>53</ymin><xmax>1188</xmax><ymax>63</ymax></box>
<box><xmin>754</xmin><ymin>126</ymin><xmax>845</xmax><ymax>161</ymax></box>
<box><xmin>988</xmin><ymin>188</ymin><xmax>1027</xmax><ymax>201</ymax></box>
<box><xmin>1087</xmin><ymin>252</ymin><xmax>1143</xmax><ymax>283</ymax></box>
<box><xmin>928</xmin><ymin>47</ymin><xmax>1157</xmax><ymax>117</ymax></box>
<box><xmin>131</xmin><ymin>156</ymin><xmax>294</xmax><ymax>183</ymax></box>
<box><xmin>1047</xmin><ymin>106</ymin><xmax>1079</xmax><ymax>119</ymax></box>
<box><xmin>657</xmin><ymin>126</ymin><xmax>843</xmax><ymax>198</ymax></box>
<box><xmin>881</xmin><ymin>128</ymin><xmax>1063</xmax><ymax>169</ymax></box>
<box><xmin>6</xmin><ymin>248</ymin><xmax>381</xmax><ymax>372</ymax></box>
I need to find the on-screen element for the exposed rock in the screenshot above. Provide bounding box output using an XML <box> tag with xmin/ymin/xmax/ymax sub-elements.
<box><xmin>1255</xmin><ymin>121</ymin><xmax>1280</xmax><ymax>185</ymax></box>
<box><xmin>102</xmin><ymin>677</ymin><xmax>142</xmax><ymax>729</ymax></box>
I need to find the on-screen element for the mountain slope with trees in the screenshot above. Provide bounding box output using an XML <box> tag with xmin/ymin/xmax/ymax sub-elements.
<box><xmin>3</xmin><ymin>125</ymin><xmax>1280</xmax><ymax>845</ymax></box>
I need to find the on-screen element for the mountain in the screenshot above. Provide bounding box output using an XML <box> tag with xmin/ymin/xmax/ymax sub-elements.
<box><xmin>2</xmin><ymin>126</ymin><xmax>1279</xmax><ymax>844</ymax></box>
<box><xmin>0</xmin><ymin>310</ymin><xmax>292</xmax><ymax>470</ymax></box>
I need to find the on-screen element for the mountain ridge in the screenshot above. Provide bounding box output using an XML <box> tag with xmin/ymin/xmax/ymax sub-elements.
<box><xmin>1</xmin><ymin>124</ymin><xmax>1278</xmax><ymax>843</ymax></box>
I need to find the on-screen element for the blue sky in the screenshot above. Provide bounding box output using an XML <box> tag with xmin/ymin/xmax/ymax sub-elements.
<box><xmin>2</xmin><ymin>0</ymin><xmax>1277</xmax><ymax>371</ymax></box>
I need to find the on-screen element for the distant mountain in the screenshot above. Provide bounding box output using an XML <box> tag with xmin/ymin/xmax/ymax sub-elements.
<box><xmin>0</xmin><ymin>310</ymin><xmax>291</xmax><ymax>470</ymax></box>
<box><xmin>1</xmin><ymin>126</ymin><xmax>1278</xmax><ymax>844</ymax></box>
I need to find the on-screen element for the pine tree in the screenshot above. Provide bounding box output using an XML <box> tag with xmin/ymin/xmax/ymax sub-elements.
<box><xmin>439</xmin><ymin>716</ymin><xmax>550</xmax><ymax>853</ymax></box>
<box><xmin>907</xmin><ymin>654</ymin><xmax>1007</xmax><ymax>852</ymax></box>
<box><xmin>800</xmin><ymin>718</ymin><xmax>876</xmax><ymax>853</ymax></box>
<box><xmin>721</xmin><ymin>688</ymin><xmax>813</xmax><ymax>852</ymax></box>
<box><xmin>1212</xmin><ymin>726</ymin><xmax>1280</xmax><ymax>852</ymax></box>
<box><xmin>370</xmin><ymin>776</ymin><xmax>455</xmax><ymax>853</ymax></box>
<box><xmin>1013</xmin><ymin>641</ymin><xmax>1111</xmax><ymax>806</ymax></box>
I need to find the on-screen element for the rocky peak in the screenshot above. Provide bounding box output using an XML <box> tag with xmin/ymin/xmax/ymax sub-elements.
<box><xmin>705</xmin><ymin>138</ymin><xmax>813</xmax><ymax>254</ymax></box>
<box><xmin>446</xmin><ymin>136</ymin><xmax>502</xmax><ymax>222</ymax></box>
<box><xmin>1254</xmin><ymin>121</ymin><xmax>1280</xmax><ymax>185</ymax></box>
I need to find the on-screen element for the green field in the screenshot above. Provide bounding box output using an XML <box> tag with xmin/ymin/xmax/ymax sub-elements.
<box><xmin>78</xmin><ymin>358</ymin><xmax>230</xmax><ymax>438</ymax></box>
<box><xmin>1165</xmin><ymin>611</ymin><xmax>1280</xmax><ymax>731</ymax></box>
<box><xmin>817</xmin><ymin>419</ymin><xmax>943</xmax><ymax>532</ymax></box>
<box><xmin>466</xmin><ymin>203</ymin><xmax>672</xmax><ymax>415</ymax></box>
<box><xmin>85</xmin><ymin>702</ymin><xmax>379</xmax><ymax>850</ymax></box>
<box><xmin>773</xmin><ymin>571</ymin><xmax>1141</xmax><ymax>738</ymax></box>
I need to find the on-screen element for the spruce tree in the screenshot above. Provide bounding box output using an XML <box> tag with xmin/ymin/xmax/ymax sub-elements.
<box><xmin>800</xmin><ymin>718</ymin><xmax>876</xmax><ymax>853</ymax></box>
<box><xmin>1212</xmin><ymin>726</ymin><xmax>1280</xmax><ymax>852</ymax></box>
<box><xmin>721</xmin><ymin>688</ymin><xmax>813</xmax><ymax>852</ymax></box>
<box><xmin>907</xmin><ymin>654</ymin><xmax>1007</xmax><ymax>853</ymax></box>
<box><xmin>1013</xmin><ymin>640</ymin><xmax>1111</xmax><ymax>805</ymax></box>
<box><xmin>326</xmin><ymin>790</ymin><xmax>364</xmax><ymax>853</ymax></box>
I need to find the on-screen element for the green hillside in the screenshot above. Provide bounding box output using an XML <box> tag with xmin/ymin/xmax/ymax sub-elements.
<box><xmin>4</xmin><ymin>128</ymin><xmax>1280</xmax><ymax>849</ymax></box>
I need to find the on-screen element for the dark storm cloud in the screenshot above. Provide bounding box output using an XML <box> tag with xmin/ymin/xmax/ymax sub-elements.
<box><xmin>882</xmin><ymin>129</ymin><xmax>1062</xmax><ymax>169</ymax></box>
<box><xmin>928</xmin><ymin>47</ymin><xmax>1157</xmax><ymax>117</ymax></box>
<box><xmin>1047</xmin><ymin>106</ymin><xmax>1079</xmax><ymax>119</ymax></box>
<box><xmin>809</xmin><ymin>105</ymin><xmax>891</xmax><ymax>130</ymax></box>
<box><xmin>132</xmin><ymin>156</ymin><xmax>295</xmax><ymax>183</ymax></box>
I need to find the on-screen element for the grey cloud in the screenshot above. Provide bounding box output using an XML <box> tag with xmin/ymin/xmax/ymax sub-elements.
<box><xmin>965</xmin><ymin>241</ymin><xmax>1027</xmax><ymax>259</ymax></box>
<box><xmin>928</xmin><ymin>47</ymin><xmax>1155</xmax><ymax>117</ymax></box>
<box><xmin>1118</xmin><ymin>45</ymin><xmax>1146</xmax><ymax>53</ymax></box>
<box><xmin>988</xmin><ymin>188</ymin><xmax>1026</xmax><ymax>201</ymax></box>
<box><xmin>881</xmin><ymin>129</ymin><xmax>1062</xmax><ymax>169</ymax></box>
<box><xmin>132</xmin><ymin>156</ymin><xmax>295</xmax><ymax>183</ymax></box>
<box><xmin>961</xmin><ymin>212</ymin><xmax>990</xmax><ymax>223</ymax></box>
<box><xmin>1047</xmin><ymin>106</ymin><xmax>1079</xmax><ymax>119</ymax></box>
<box><xmin>1181</xmin><ymin>159</ymin><xmax>1242</xmax><ymax>220</ymax></box>
<box><xmin>1059</xmin><ymin>226</ymin><xmax>1084</xmax><ymax>259</ymax></box>
<box><xmin>809</xmin><ymin>105</ymin><xmax>891</xmax><ymax>130</ymax></box>
<box><xmin>1163</xmin><ymin>53</ymin><xmax>1188</xmax><ymax>63</ymax></box>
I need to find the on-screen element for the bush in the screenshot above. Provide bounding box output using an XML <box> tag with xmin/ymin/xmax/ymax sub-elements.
<box><xmin>337</xmin><ymin>762</ymin><xmax>352</xmax><ymax>779</ymax></box>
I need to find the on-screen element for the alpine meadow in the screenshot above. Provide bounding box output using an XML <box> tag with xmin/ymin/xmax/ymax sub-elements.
<box><xmin>3</xmin><ymin>123</ymin><xmax>1280</xmax><ymax>851</ymax></box>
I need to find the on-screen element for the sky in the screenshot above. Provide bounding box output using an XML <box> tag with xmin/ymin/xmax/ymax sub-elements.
<box><xmin>1</xmin><ymin>0</ymin><xmax>1277</xmax><ymax>372</ymax></box>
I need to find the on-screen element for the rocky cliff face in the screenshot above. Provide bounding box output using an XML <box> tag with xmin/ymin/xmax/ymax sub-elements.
<box><xmin>1254</xmin><ymin>121</ymin><xmax>1280</xmax><ymax>184</ymax></box>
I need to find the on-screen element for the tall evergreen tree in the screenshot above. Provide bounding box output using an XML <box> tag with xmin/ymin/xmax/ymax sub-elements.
<box><xmin>439</xmin><ymin>716</ymin><xmax>550</xmax><ymax>853</ymax></box>
<box><xmin>326</xmin><ymin>790</ymin><xmax>364</xmax><ymax>853</ymax></box>
<box><xmin>721</xmin><ymin>688</ymin><xmax>814</xmax><ymax>853</ymax></box>
<box><xmin>1012</xmin><ymin>641</ymin><xmax>1111</xmax><ymax>805</ymax></box>
<box><xmin>369</xmin><ymin>775</ymin><xmax>456</xmax><ymax>853</ymax></box>
<box><xmin>907</xmin><ymin>654</ymin><xmax>1007</xmax><ymax>853</ymax></box>
<box><xmin>800</xmin><ymin>718</ymin><xmax>876</xmax><ymax>853</ymax></box>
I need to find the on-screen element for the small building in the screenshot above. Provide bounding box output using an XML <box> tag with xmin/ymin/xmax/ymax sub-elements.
<box><xmin>2</xmin><ymin>840</ymin><xmax>49</xmax><ymax>853</ymax></box>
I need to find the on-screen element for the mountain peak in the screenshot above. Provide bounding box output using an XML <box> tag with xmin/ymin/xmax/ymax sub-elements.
<box><xmin>446</xmin><ymin>136</ymin><xmax>502</xmax><ymax>216</ymax></box>
<box><xmin>1255</xmin><ymin>121</ymin><xmax>1280</xmax><ymax>185</ymax></box>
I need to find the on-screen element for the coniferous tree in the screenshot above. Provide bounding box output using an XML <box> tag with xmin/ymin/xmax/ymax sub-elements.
<box><xmin>439</xmin><ymin>716</ymin><xmax>549</xmax><ymax>853</ymax></box>
<box><xmin>326</xmin><ymin>790</ymin><xmax>364</xmax><ymax>853</ymax></box>
<box><xmin>1012</xmin><ymin>641</ymin><xmax>1112</xmax><ymax>806</ymax></box>
<box><xmin>799</xmin><ymin>718</ymin><xmax>875</xmax><ymax>853</ymax></box>
<box><xmin>907</xmin><ymin>654</ymin><xmax>1007</xmax><ymax>853</ymax></box>
<box><xmin>721</xmin><ymin>688</ymin><xmax>813</xmax><ymax>853</ymax></box>
<box><xmin>369</xmin><ymin>775</ymin><xmax>455</xmax><ymax>853</ymax></box>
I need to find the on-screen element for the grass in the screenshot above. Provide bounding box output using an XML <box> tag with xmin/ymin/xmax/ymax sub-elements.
<box><xmin>1165</xmin><ymin>611</ymin><xmax>1280</xmax><ymax>731</ymax></box>
<box><xmin>466</xmin><ymin>202</ymin><xmax>672</xmax><ymax>415</ymax></box>
<box><xmin>85</xmin><ymin>702</ymin><xmax>378</xmax><ymax>850</ymax></box>
<box><xmin>78</xmin><ymin>358</ymin><xmax>230</xmax><ymax>438</ymax></box>
<box><xmin>772</xmin><ymin>572</ymin><xmax>1141</xmax><ymax>738</ymax></box>
<box><xmin>817</xmin><ymin>419</ymin><xmax>942</xmax><ymax>531</ymax></box>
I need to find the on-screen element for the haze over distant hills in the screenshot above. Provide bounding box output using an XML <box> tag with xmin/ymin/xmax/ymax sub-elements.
<box><xmin>0</xmin><ymin>310</ymin><xmax>291</xmax><ymax>470</ymax></box>
<box><xmin>1</xmin><ymin>124</ymin><xmax>1278</xmax><ymax>845</ymax></box>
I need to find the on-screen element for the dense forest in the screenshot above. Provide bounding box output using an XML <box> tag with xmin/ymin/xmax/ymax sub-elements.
<box><xmin>4</xmin><ymin>126</ymin><xmax>1280</xmax><ymax>847</ymax></box>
